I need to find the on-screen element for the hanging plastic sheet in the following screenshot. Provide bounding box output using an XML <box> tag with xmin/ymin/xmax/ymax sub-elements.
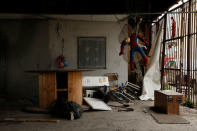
<box><xmin>140</xmin><ymin>21</ymin><xmax>164</xmax><ymax>100</ymax></box>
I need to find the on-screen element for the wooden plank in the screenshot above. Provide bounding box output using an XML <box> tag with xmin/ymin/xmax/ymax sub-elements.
<box><xmin>39</xmin><ymin>73</ymin><xmax>44</xmax><ymax>108</ymax></box>
<box><xmin>39</xmin><ymin>72</ymin><xmax>57</xmax><ymax>108</ymax></box>
<box><xmin>68</xmin><ymin>72</ymin><xmax>82</xmax><ymax>105</ymax></box>
<box><xmin>108</xmin><ymin>75</ymin><xmax>118</xmax><ymax>81</ymax></box>
<box><xmin>57</xmin><ymin>88</ymin><xmax>67</xmax><ymax>91</ymax></box>
<box><xmin>25</xmin><ymin>69</ymin><xmax>94</xmax><ymax>73</ymax></box>
<box><xmin>0</xmin><ymin>118</ymin><xmax>60</xmax><ymax>122</ymax></box>
<box><xmin>49</xmin><ymin>72</ymin><xmax>57</xmax><ymax>108</ymax></box>
<box><xmin>83</xmin><ymin>97</ymin><xmax>112</xmax><ymax>111</ymax></box>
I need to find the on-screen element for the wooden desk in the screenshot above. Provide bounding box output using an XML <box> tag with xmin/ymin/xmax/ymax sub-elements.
<box><xmin>26</xmin><ymin>69</ymin><xmax>93</xmax><ymax>108</ymax></box>
<box><xmin>154</xmin><ymin>90</ymin><xmax>183</xmax><ymax>115</ymax></box>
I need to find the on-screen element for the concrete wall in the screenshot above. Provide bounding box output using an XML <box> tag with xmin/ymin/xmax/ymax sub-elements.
<box><xmin>49</xmin><ymin>20</ymin><xmax>128</xmax><ymax>85</ymax></box>
<box><xmin>0</xmin><ymin>19</ymin><xmax>128</xmax><ymax>99</ymax></box>
<box><xmin>0</xmin><ymin>20</ymin><xmax>50</xmax><ymax>99</ymax></box>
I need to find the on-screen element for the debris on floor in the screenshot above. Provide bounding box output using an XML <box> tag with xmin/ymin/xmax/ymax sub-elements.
<box><xmin>82</xmin><ymin>80</ymin><xmax>143</xmax><ymax>113</ymax></box>
<box><xmin>0</xmin><ymin>80</ymin><xmax>143</xmax><ymax>123</ymax></box>
<box><xmin>83</xmin><ymin>97</ymin><xmax>112</xmax><ymax>111</ymax></box>
<box><xmin>118</xmin><ymin>108</ymin><xmax>134</xmax><ymax>112</ymax></box>
<box><xmin>107</xmin><ymin>101</ymin><xmax>134</xmax><ymax>112</ymax></box>
<box><xmin>143</xmin><ymin>108</ymin><xmax>148</xmax><ymax>113</ymax></box>
<box><xmin>105</xmin><ymin>81</ymin><xmax>141</xmax><ymax>105</ymax></box>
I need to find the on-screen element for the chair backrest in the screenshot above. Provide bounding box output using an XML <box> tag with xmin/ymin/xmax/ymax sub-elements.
<box><xmin>124</xmin><ymin>81</ymin><xmax>141</xmax><ymax>91</ymax></box>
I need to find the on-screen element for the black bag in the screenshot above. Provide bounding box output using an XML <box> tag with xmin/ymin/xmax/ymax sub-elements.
<box><xmin>51</xmin><ymin>99</ymin><xmax>83</xmax><ymax>120</ymax></box>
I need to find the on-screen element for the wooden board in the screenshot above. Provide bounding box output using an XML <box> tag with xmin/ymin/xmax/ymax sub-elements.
<box><xmin>57</xmin><ymin>88</ymin><xmax>67</xmax><ymax>92</ymax></box>
<box><xmin>0</xmin><ymin>118</ymin><xmax>60</xmax><ymax>123</ymax></box>
<box><xmin>39</xmin><ymin>72</ymin><xmax>57</xmax><ymax>108</ymax></box>
<box><xmin>26</xmin><ymin>69</ymin><xmax>94</xmax><ymax>73</ymax></box>
<box><xmin>83</xmin><ymin>97</ymin><xmax>112</xmax><ymax>111</ymax></box>
<box><xmin>68</xmin><ymin>72</ymin><xmax>82</xmax><ymax>105</ymax></box>
<box><xmin>108</xmin><ymin>75</ymin><xmax>118</xmax><ymax>81</ymax></box>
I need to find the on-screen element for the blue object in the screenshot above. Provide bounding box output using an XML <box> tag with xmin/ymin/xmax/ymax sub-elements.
<box><xmin>63</xmin><ymin>59</ymin><xmax>68</xmax><ymax>67</ymax></box>
<box><xmin>130</xmin><ymin>46</ymin><xmax>146</xmax><ymax>61</ymax></box>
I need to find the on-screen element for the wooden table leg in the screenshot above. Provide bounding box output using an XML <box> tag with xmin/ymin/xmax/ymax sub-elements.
<box><xmin>67</xmin><ymin>72</ymin><xmax>82</xmax><ymax>105</ymax></box>
<box><xmin>39</xmin><ymin>72</ymin><xmax>57</xmax><ymax>108</ymax></box>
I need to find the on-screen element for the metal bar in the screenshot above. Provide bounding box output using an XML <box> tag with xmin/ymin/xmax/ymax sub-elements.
<box><xmin>154</xmin><ymin>1</ymin><xmax>190</xmax><ymax>23</ymax></box>
<box><xmin>169</xmin><ymin>1</ymin><xmax>190</xmax><ymax>12</ymax></box>
<box><xmin>195</xmin><ymin>1</ymin><xmax>197</xmax><ymax>106</ymax></box>
<box><xmin>187</xmin><ymin>0</ymin><xmax>192</xmax><ymax>99</ymax></box>
<box><xmin>191</xmin><ymin>2</ymin><xmax>194</xmax><ymax>103</ymax></box>
<box><xmin>161</xmin><ymin>14</ymin><xmax>167</xmax><ymax>90</ymax></box>
<box><xmin>164</xmin><ymin>32</ymin><xmax>197</xmax><ymax>42</ymax></box>
<box><xmin>128</xmin><ymin>11</ymin><xmax>197</xmax><ymax>15</ymax></box>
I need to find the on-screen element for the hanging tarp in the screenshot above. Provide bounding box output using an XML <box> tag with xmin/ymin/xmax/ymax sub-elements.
<box><xmin>140</xmin><ymin>21</ymin><xmax>163</xmax><ymax>100</ymax></box>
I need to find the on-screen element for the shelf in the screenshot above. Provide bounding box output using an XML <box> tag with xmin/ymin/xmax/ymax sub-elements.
<box><xmin>57</xmin><ymin>88</ymin><xmax>68</xmax><ymax>92</ymax></box>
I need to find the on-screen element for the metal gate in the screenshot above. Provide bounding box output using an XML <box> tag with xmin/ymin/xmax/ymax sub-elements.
<box><xmin>160</xmin><ymin>0</ymin><xmax>197</xmax><ymax>105</ymax></box>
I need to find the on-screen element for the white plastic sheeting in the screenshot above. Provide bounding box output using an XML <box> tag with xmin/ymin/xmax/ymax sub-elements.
<box><xmin>140</xmin><ymin>21</ymin><xmax>164</xmax><ymax>100</ymax></box>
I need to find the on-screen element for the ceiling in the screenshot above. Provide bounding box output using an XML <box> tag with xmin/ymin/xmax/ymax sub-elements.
<box><xmin>0</xmin><ymin>14</ymin><xmax>129</xmax><ymax>22</ymax></box>
<box><xmin>0</xmin><ymin>0</ymin><xmax>180</xmax><ymax>21</ymax></box>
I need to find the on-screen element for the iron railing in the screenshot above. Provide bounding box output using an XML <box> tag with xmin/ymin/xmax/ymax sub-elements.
<box><xmin>159</xmin><ymin>0</ymin><xmax>197</xmax><ymax>106</ymax></box>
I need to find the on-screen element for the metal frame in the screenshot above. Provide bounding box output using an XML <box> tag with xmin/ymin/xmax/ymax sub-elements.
<box><xmin>160</xmin><ymin>0</ymin><xmax>197</xmax><ymax>106</ymax></box>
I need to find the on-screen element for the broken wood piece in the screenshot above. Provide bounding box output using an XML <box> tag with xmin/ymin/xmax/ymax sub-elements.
<box><xmin>83</xmin><ymin>97</ymin><xmax>112</xmax><ymax>111</ymax></box>
<box><xmin>107</xmin><ymin>75</ymin><xmax>118</xmax><ymax>81</ymax></box>
<box><xmin>118</xmin><ymin>108</ymin><xmax>134</xmax><ymax>112</ymax></box>
<box><xmin>81</xmin><ymin>104</ymin><xmax>91</xmax><ymax>111</ymax></box>
<box><xmin>0</xmin><ymin>118</ymin><xmax>60</xmax><ymax>123</ymax></box>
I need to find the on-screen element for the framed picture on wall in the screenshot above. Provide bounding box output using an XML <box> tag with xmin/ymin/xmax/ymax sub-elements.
<box><xmin>77</xmin><ymin>37</ymin><xmax>106</xmax><ymax>69</ymax></box>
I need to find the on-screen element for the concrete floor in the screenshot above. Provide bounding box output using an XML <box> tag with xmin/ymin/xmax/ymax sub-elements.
<box><xmin>0</xmin><ymin>100</ymin><xmax>197</xmax><ymax>131</ymax></box>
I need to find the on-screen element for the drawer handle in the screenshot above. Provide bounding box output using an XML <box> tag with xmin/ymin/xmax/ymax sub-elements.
<box><xmin>168</xmin><ymin>96</ymin><xmax>173</xmax><ymax>102</ymax></box>
<box><xmin>176</xmin><ymin>98</ymin><xmax>182</xmax><ymax>102</ymax></box>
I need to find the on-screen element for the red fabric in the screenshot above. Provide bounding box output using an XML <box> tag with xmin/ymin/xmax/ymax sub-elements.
<box><xmin>119</xmin><ymin>33</ymin><xmax>149</xmax><ymax>69</ymax></box>
<box><xmin>171</xmin><ymin>17</ymin><xmax>176</xmax><ymax>38</ymax></box>
<box><xmin>57</xmin><ymin>55</ymin><xmax>64</xmax><ymax>68</ymax></box>
<box><xmin>144</xmin><ymin>56</ymin><xmax>149</xmax><ymax>67</ymax></box>
<box><xmin>119</xmin><ymin>47</ymin><xmax>124</xmax><ymax>55</ymax></box>
<box><xmin>130</xmin><ymin>33</ymin><xmax>138</xmax><ymax>48</ymax></box>
<box><xmin>119</xmin><ymin>33</ymin><xmax>148</xmax><ymax>55</ymax></box>
<box><xmin>130</xmin><ymin>61</ymin><xmax>135</xmax><ymax>70</ymax></box>
<box><xmin>119</xmin><ymin>40</ymin><xmax>126</xmax><ymax>55</ymax></box>
<box><xmin>136</xmin><ymin>33</ymin><xmax>149</xmax><ymax>46</ymax></box>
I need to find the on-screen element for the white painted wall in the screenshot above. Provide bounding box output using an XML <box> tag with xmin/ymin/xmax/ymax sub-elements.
<box><xmin>49</xmin><ymin>20</ymin><xmax>128</xmax><ymax>85</ymax></box>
